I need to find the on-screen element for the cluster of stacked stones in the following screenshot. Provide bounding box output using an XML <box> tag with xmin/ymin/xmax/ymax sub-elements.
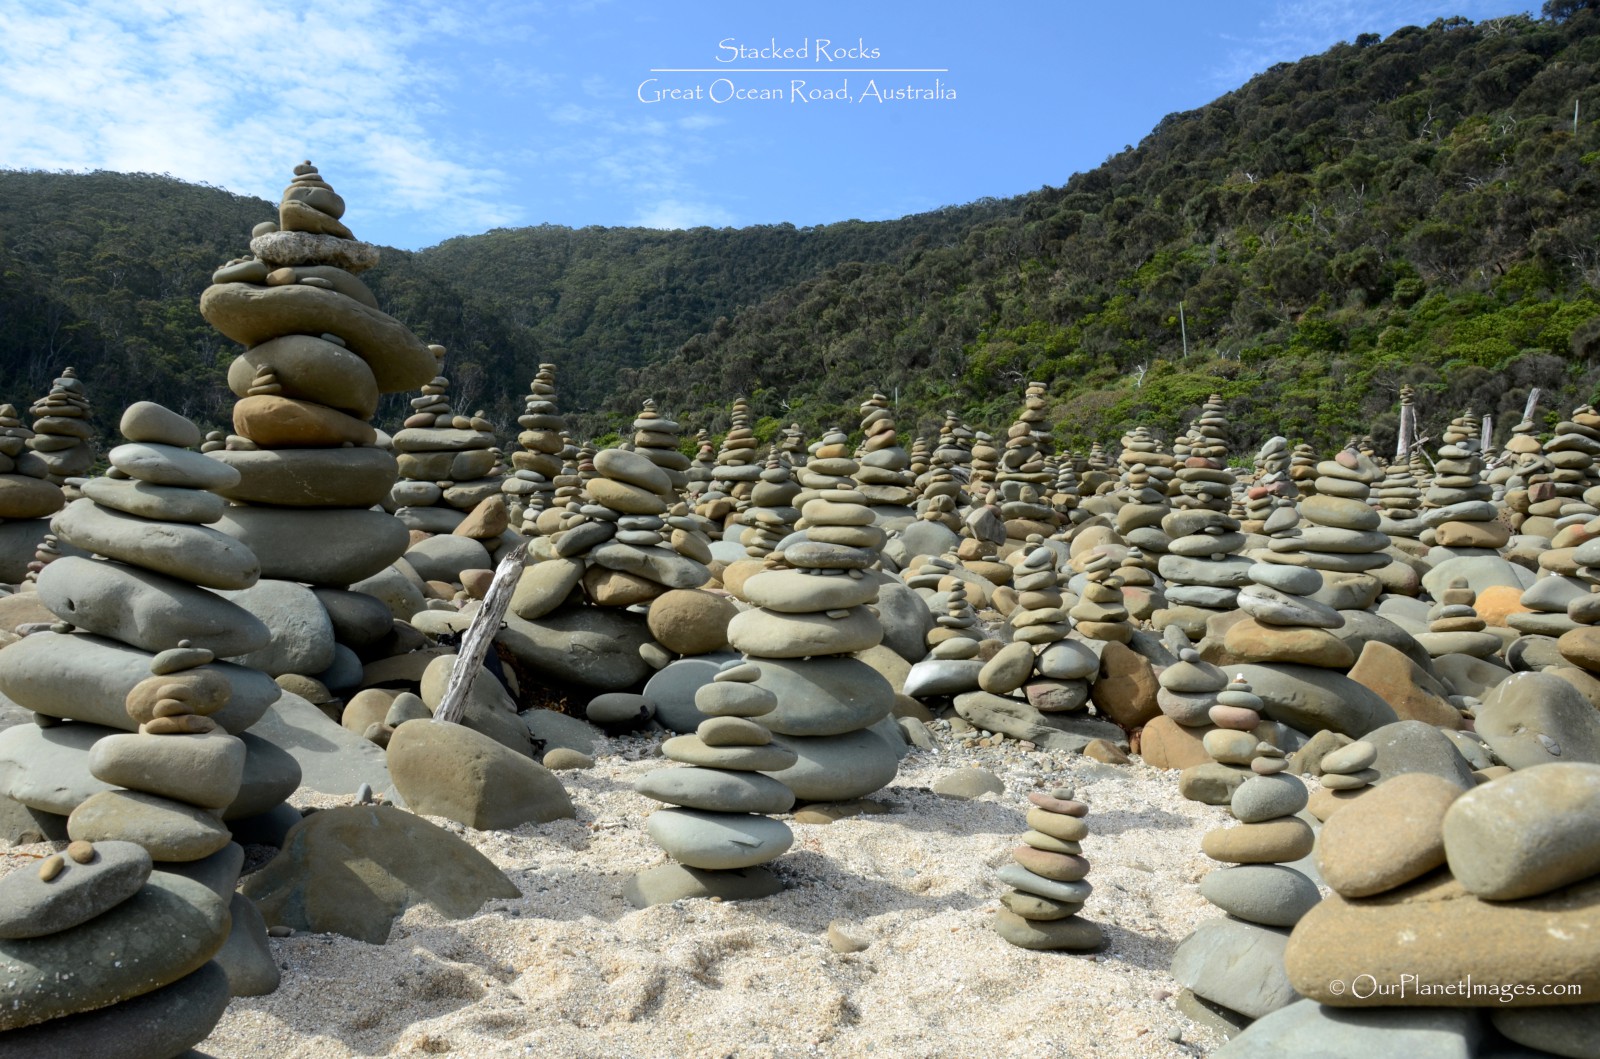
<box><xmin>26</xmin><ymin>368</ymin><xmax>96</xmax><ymax>488</ymax></box>
<box><xmin>626</xmin><ymin>661</ymin><xmax>796</xmax><ymax>905</ymax></box>
<box><xmin>389</xmin><ymin>368</ymin><xmax>507</xmax><ymax>538</ymax></box>
<box><xmin>0</xmin><ymin>396</ymin><xmax>67</xmax><ymax>581</ymax></box>
<box><xmin>1155</xmin><ymin>396</ymin><xmax>1246</xmax><ymax>638</ymax></box>
<box><xmin>992</xmin><ymin>786</ymin><xmax>1103</xmax><ymax>951</ymax></box>
<box><xmin>502</xmin><ymin>364</ymin><xmax>564</xmax><ymax>533</ymax></box>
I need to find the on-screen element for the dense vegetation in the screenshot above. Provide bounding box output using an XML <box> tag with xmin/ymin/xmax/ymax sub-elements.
<box><xmin>3</xmin><ymin>5</ymin><xmax>1599</xmax><ymax>456</ymax></box>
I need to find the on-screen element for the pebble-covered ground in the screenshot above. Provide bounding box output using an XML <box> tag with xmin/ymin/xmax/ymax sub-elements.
<box><xmin>161</xmin><ymin>723</ymin><xmax>1239</xmax><ymax>1058</ymax></box>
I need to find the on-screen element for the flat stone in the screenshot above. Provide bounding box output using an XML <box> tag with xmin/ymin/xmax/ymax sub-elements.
<box><xmin>1443</xmin><ymin>762</ymin><xmax>1600</xmax><ymax>901</ymax></box>
<box><xmin>749</xmin><ymin>656</ymin><xmax>895</xmax><ymax>737</ymax></box>
<box><xmin>662</xmin><ymin>735</ymin><xmax>797</xmax><ymax>771</ymax></box>
<box><xmin>1230</xmin><ymin>774</ymin><xmax>1309</xmax><ymax>823</ymax></box>
<box><xmin>387</xmin><ymin>720</ymin><xmax>573</xmax><ymax>830</ymax></box>
<box><xmin>1213</xmin><ymin>1000</ymin><xmax>1486</xmax><ymax>1059</ymax></box>
<box><xmin>1285</xmin><ymin>872</ymin><xmax>1600</xmax><ymax>1007</ymax></box>
<box><xmin>953</xmin><ymin>691</ymin><xmax>1127</xmax><ymax>754</ymax></box>
<box><xmin>647</xmin><ymin>807</ymin><xmax>792</xmax><ymax>869</ymax></box>
<box><xmin>1364</xmin><ymin>720</ymin><xmax>1477</xmax><ymax>790</ymax></box>
<box><xmin>1202</xmin><ymin>818</ymin><xmax>1315</xmax><ymax>863</ymax></box>
<box><xmin>498</xmin><ymin>608</ymin><xmax>654</xmax><ymax>692</ymax></box>
<box><xmin>227</xmin><ymin>333</ymin><xmax>379</xmax><ymax>417</ymax></box>
<box><xmin>931</xmin><ymin>767</ymin><xmax>1004</xmax><ymax>799</ymax></box>
<box><xmin>1231</xmin><ymin>664</ymin><xmax>1399</xmax><ymax>738</ymax></box>
<box><xmin>622</xmin><ymin>863</ymin><xmax>782</xmax><ymax>908</ymax></box>
<box><xmin>1200</xmin><ymin>864</ymin><xmax>1321</xmax><ymax>927</ymax></box>
<box><xmin>993</xmin><ymin>908</ymin><xmax>1104</xmax><ymax>950</ymax></box>
<box><xmin>903</xmin><ymin>658</ymin><xmax>985</xmax><ymax>697</ymax></box>
<box><xmin>995</xmin><ymin>862</ymin><xmax>1092</xmax><ymax>904</ymax></box>
<box><xmin>741</xmin><ymin>569</ymin><xmax>878</xmax><ymax>613</ymax></box>
<box><xmin>726</xmin><ymin>606</ymin><xmax>882</xmax><ymax>657</ymax></box>
<box><xmin>221</xmin><ymin>579</ymin><xmax>336</xmax><ymax>677</ymax></box>
<box><xmin>403</xmin><ymin>535</ymin><xmax>491</xmax><ymax>584</ymax></box>
<box><xmin>1318</xmin><ymin>772</ymin><xmax>1460</xmax><ymax>898</ymax></box>
<box><xmin>107</xmin><ymin>443</ymin><xmax>239</xmax><ymax>491</ymax></box>
<box><xmin>81</xmin><ymin>477</ymin><xmax>225</xmax><ymax>525</ymax></box>
<box><xmin>763</xmin><ymin>728</ymin><xmax>899</xmax><ymax>802</ymax></box>
<box><xmin>89</xmin><ymin>732</ymin><xmax>246</xmax><ymax>811</ymax></box>
<box><xmin>587</xmin><ymin>542</ymin><xmax>710</xmax><ymax>590</ymax></box>
<box><xmin>0</xmin><ymin>721</ymin><xmax>118</xmax><ymax>815</ymax></box>
<box><xmin>67</xmin><ymin>790</ymin><xmax>233</xmax><ymax>862</ymax></box>
<box><xmin>0</xmin><ymin>839</ymin><xmax>151</xmax><ymax>939</ymax></box>
<box><xmin>0</xmin><ymin>958</ymin><xmax>230</xmax><ymax>1058</ymax></box>
<box><xmin>0</xmin><ymin>874</ymin><xmax>228</xmax><ymax>1032</ymax></box>
<box><xmin>1169</xmin><ymin>916</ymin><xmax>1297</xmax><ymax>1020</ymax></box>
<box><xmin>213</xmin><ymin>506</ymin><xmax>409</xmax><ymax>586</ymax></box>
<box><xmin>634</xmin><ymin>767</ymin><xmax>795</xmax><ymax>814</ymax></box>
<box><xmin>241</xmin><ymin>805</ymin><xmax>519</xmax><ymax>944</ymax></box>
<box><xmin>53</xmin><ymin>499</ymin><xmax>259</xmax><ymax>590</ymax></box>
<box><xmin>246</xmin><ymin>692</ymin><xmax>398</xmax><ymax>801</ymax></box>
<box><xmin>1035</xmin><ymin>640</ymin><xmax>1099</xmax><ymax>680</ymax></box>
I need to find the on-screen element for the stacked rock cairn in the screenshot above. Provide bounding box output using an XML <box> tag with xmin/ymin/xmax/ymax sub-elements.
<box><xmin>503</xmin><ymin>363</ymin><xmax>564</xmax><ymax>534</ymax></box>
<box><xmin>390</xmin><ymin>367</ymin><xmax>508</xmax><ymax>539</ymax></box>
<box><xmin>1170</xmin><ymin>742</ymin><xmax>1315</xmax><ymax>1024</ymax></box>
<box><xmin>626</xmin><ymin>661</ymin><xmax>796</xmax><ymax>906</ymax></box>
<box><xmin>1156</xmin><ymin>397</ymin><xmax>1247</xmax><ymax>638</ymax></box>
<box><xmin>992</xmin><ymin>786</ymin><xmax>1103</xmax><ymax>951</ymax></box>
<box><xmin>26</xmin><ymin>367</ymin><xmax>96</xmax><ymax>488</ymax></box>
<box><xmin>852</xmin><ymin>393</ymin><xmax>917</xmax><ymax>515</ymax></box>
<box><xmin>201</xmin><ymin>161</ymin><xmax>435</xmax><ymax>590</ymax></box>
<box><xmin>0</xmin><ymin>400</ymin><xmax>65</xmax><ymax>582</ymax></box>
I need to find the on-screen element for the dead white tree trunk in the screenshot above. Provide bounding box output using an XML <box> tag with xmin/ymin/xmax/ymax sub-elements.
<box><xmin>433</xmin><ymin>540</ymin><xmax>529</xmax><ymax>726</ymax></box>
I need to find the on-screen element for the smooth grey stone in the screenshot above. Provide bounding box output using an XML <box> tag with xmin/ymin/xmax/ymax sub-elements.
<box><xmin>107</xmin><ymin>442</ymin><xmax>239</xmax><ymax>490</ymax></box>
<box><xmin>996</xmin><ymin>862</ymin><xmax>1092</xmax><ymax>903</ymax></box>
<box><xmin>1199</xmin><ymin>865</ymin><xmax>1321</xmax><ymax>928</ymax></box>
<box><xmin>588</xmin><ymin>542</ymin><xmax>710</xmax><ymax>589</ymax></box>
<box><xmin>214</xmin><ymin>892</ymin><xmax>280</xmax><ymax>997</ymax></box>
<box><xmin>521</xmin><ymin>708</ymin><xmax>600</xmax><ymax>755</ymax></box>
<box><xmin>645</xmin><ymin>657</ymin><xmax>736</xmax><ymax>733</ymax></box>
<box><xmin>497</xmin><ymin>608</ymin><xmax>654</xmax><ymax>692</ymax></box>
<box><xmin>707</xmin><ymin>539</ymin><xmax>750</xmax><ymax>562</ymax></box>
<box><xmin>1520</xmin><ymin>574</ymin><xmax>1589</xmax><ymax>613</ymax></box>
<box><xmin>314</xmin><ymin>643</ymin><xmax>363</xmax><ymax>693</ymax></box>
<box><xmin>874</xmin><ymin>582</ymin><xmax>935</xmax><ymax>664</ymax></box>
<box><xmin>240</xmin><ymin>805</ymin><xmax>518</xmax><ymax>944</ymax></box>
<box><xmin>1158</xmin><ymin>554</ymin><xmax>1255</xmax><ymax>588</ymax></box>
<box><xmin>1231</xmin><ymin>664</ymin><xmax>1400</xmax><ymax>738</ymax></box>
<box><xmin>0</xmin><ymin>721</ymin><xmax>118</xmax><ymax>814</ymax></box>
<box><xmin>223</xmin><ymin>734</ymin><xmax>301</xmax><ymax>821</ymax></box>
<box><xmin>221</xmin><ymin>579</ymin><xmax>336</xmax><ymax>678</ymax></box>
<box><xmin>750</xmin><ymin>656</ymin><xmax>894</xmax><ymax>737</ymax></box>
<box><xmin>395</xmin><ymin>506</ymin><xmax>466</xmax><ymax>534</ymax></box>
<box><xmin>1215</xmin><ymin>998</ymin><xmax>1485</xmax><ymax>1058</ymax></box>
<box><xmin>931</xmin><ymin>767</ymin><xmax>1004</xmax><ymax>799</ymax></box>
<box><xmin>309</xmin><ymin>587</ymin><xmax>394</xmax><ymax>647</ymax></box>
<box><xmin>903</xmin><ymin>658</ymin><xmax>985</xmax><ymax>697</ymax></box>
<box><xmin>1421</xmin><ymin>500</ymin><xmax>1499</xmax><ymax>527</ymax></box>
<box><xmin>213</xmin><ymin>506</ymin><xmax>410</xmax><ymax>587</ymax></box>
<box><xmin>1421</xmin><ymin>555</ymin><xmax>1535</xmax><ymax>600</ymax></box>
<box><xmin>81</xmin><ymin>477</ymin><xmax>225</xmax><ymax>524</ymax></box>
<box><xmin>0</xmin><ymin>873</ymin><xmax>227</xmax><ymax>1031</ymax></box>
<box><xmin>1365</xmin><ymin>719</ymin><xmax>1477</xmax><ymax>790</ymax></box>
<box><xmin>53</xmin><ymin>499</ymin><xmax>259</xmax><ymax>590</ymax></box>
<box><xmin>246</xmin><ymin>692</ymin><xmax>398</xmax><ymax>802</ymax></box>
<box><xmin>1163</xmin><ymin>585</ymin><xmax>1240</xmax><ymax>608</ymax></box>
<box><xmin>953</xmin><ymin>691</ymin><xmax>1126</xmax><ymax>753</ymax></box>
<box><xmin>1035</xmin><ymin>640</ymin><xmax>1098</xmax><ymax>680</ymax></box>
<box><xmin>1331</xmin><ymin>609</ymin><xmax>1438</xmax><ymax>676</ymax></box>
<box><xmin>647</xmin><ymin>807</ymin><xmax>792</xmax><ymax>870</ymax></box>
<box><xmin>1444</xmin><ymin>762</ymin><xmax>1600</xmax><ymax>902</ymax></box>
<box><xmin>1237</xmin><ymin>584</ymin><xmax>1342</xmax><ymax>629</ymax></box>
<box><xmin>0</xmin><ymin>838</ymin><xmax>151</xmax><ymax>938</ymax></box>
<box><xmin>763</xmin><ymin>728</ymin><xmax>899</xmax><ymax>801</ymax></box>
<box><xmin>0</xmin><ymin>959</ymin><xmax>230</xmax><ymax>1059</ymax></box>
<box><xmin>403</xmin><ymin>535</ymin><xmax>492</xmax><ymax>583</ymax></box>
<box><xmin>156</xmin><ymin>843</ymin><xmax>244</xmax><ymax>902</ymax></box>
<box><xmin>897</xmin><ymin>520</ymin><xmax>960</xmax><ymax>561</ymax></box>
<box><xmin>1492</xmin><ymin>1004</ymin><xmax>1600</xmax><ymax>1059</ymax></box>
<box><xmin>67</xmin><ymin>789</ymin><xmax>232</xmax><ymax>861</ymax></box>
<box><xmin>348</xmin><ymin>563</ymin><xmax>427</xmax><ymax>622</ymax></box>
<box><xmin>634</xmin><ymin>767</ymin><xmax>795</xmax><ymax>814</ymax></box>
<box><xmin>623</xmin><ymin>862</ymin><xmax>782</xmax><ymax>908</ymax></box>
<box><xmin>88</xmin><ymin>731</ymin><xmax>246</xmax><ymax>811</ymax></box>
<box><xmin>1169</xmin><ymin>917</ymin><xmax>1296</xmax><ymax>1021</ymax></box>
<box><xmin>585</xmin><ymin>692</ymin><xmax>653</xmax><ymax>729</ymax></box>
<box><xmin>1230</xmin><ymin>774</ymin><xmax>1309</xmax><ymax>823</ymax></box>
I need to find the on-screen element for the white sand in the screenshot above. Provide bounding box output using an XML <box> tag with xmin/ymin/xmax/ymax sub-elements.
<box><xmin>209</xmin><ymin>726</ymin><xmax>1231</xmax><ymax>1058</ymax></box>
<box><xmin>3</xmin><ymin>726</ymin><xmax>1234</xmax><ymax>1057</ymax></box>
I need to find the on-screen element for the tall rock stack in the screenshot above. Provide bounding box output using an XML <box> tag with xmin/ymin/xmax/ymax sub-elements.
<box><xmin>1081</xmin><ymin>442</ymin><xmax>1115</xmax><ymax>495</ymax></box>
<box><xmin>390</xmin><ymin>368</ymin><xmax>505</xmax><ymax>536</ymax></box>
<box><xmin>630</xmin><ymin>400</ymin><xmax>692</xmax><ymax>497</ymax></box>
<box><xmin>1423</xmin><ymin>412</ymin><xmax>1506</xmax><ymax>553</ymax></box>
<box><xmin>1114</xmin><ymin>426</ymin><xmax>1175</xmax><ymax>555</ymax></box>
<box><xmin>1229</xmin><ymin>517</ymin><xmax>1352</xmax><ymax>671</ymax></box>
<box><xmin>908</xmin><ymin>435</ymin><xmax>930</xmax><ymax>481</ymax></box>
<box><xmin>712</xmin><ymin>396</ymin><xmax>762</xmax><ymax>511</ymax></box>
<box><xmin>1288</xmin><ymin>443</ymin><xmax>1318</xmax><ymax>495</ymax></box>
<box><xmin>502</xmin><ymin>363</ymin><xmax>564</xmax><ymax>533</ymax></box>
<box><xmin>1156</xmin><ymin>398</ymin><xmax>1248</xmax><ymax>638</ymax></box>
<box><xmin>579</xmin><ymin>443</ymin><xmax>709</xmax><ymax>607</ymax></box>
<box><xmin>1170</xmin><ymin>744</ymin><xmax>1314</xmax><ymax>1024</ymax></box>
<box><xmin>993</xmin><ymin>786</ymin><xmax>1104</xmax><ymax>951</ymax></box>
<box><xmin>1280</xmin><ymin>448</ymin><xmax>1390</xmax><ymax>611</ymax></box>
<box><xmin>26</xmin><ymin>368</ymin><xmax>96</xmax><ymax>488</ymax></box>
<box><xmin>1375</xmin><ymin>397</ymin><xmax>1427</xmax><ymax>546</ymax></box>
<box><xmin>687</xmin><ymin>430</ymin><xmax>716</xmax><ymax>495</ymax></box>
<box><xmin>1069</xmin><ymin>551</ymin><xmax>1132</xmax><ymax>644</ymax></box>
<box><xmin>969</xmin><ymin>431</ymin><xmax>999</xmax><ymax>499</ymax></box>
<box><xmin>626</xmin><ymin>661</ymin><xmax>796</xmax><ymax>906</ymax></box>
<box><xmin>1050</xmin><ymin>452</ymin><xmax>1087</xmax><ymax>534</ymax></box>
<box><xmin>738</xmin><ymin>448</ymin><xmax>801</xmax><ymax>559</ymax></box>
<box><xmin>794</xmin><ymin>426</ymin><xmax>854</xmax><ymax>499</ymax></box>
<box><xmin>994</xmin><ymin>382</ymin><xmax>1056</xmax><ymax>542</ymax></box>
<box><xmin>0</xmin><ymin>401</ymin><xmax>65</xmax><ymax>583</ymax></box>
<box><xmin>1522</xmin><ymin>405</ymin><xmax>1600</xmax><ymax>539</ymax></box>
<box><xmin>730</xmin><ymin>470</ymin><xmax>900</xmax><ymax>804</ymax></box>
<box><xmin>853</xmin><ymin>392</ymin><xmax>916</xmax><ymax>519</ymax></box>
<box><xmin>201</xmin><ymin>161</ymin><xmax>434</xmax><ymax>589</ymax></box>
<box><xmin>1240</xmin><ymin>437</ymin><xmax>1294</xmax><ymax>536</ymax></box>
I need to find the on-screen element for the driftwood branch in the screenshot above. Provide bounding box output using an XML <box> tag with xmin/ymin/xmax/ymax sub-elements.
<box><xmin>433</xmin><ymin>540</ymin><xmax>529</xmax><ymax>726</ymax></box>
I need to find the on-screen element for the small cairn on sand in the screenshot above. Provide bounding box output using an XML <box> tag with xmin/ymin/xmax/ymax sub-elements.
<box><xmin>993</xmin><ymin>785</ymin><xmax>1103</xmax><ymax>950</ymax></box>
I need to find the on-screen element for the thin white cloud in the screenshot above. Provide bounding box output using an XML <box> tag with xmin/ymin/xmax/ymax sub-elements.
<box><xmin>636</xmin><ymin>199</ymin><xmax>736</xmax><ymax>229</ymax></box>
<box><xmin>0</xmin><ymin>0</ymin><xmax>527</xmax><ymax>245</ymax></box>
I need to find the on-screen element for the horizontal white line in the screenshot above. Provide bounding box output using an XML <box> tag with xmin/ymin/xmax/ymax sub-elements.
<box><xmin>648</xmin><ymin>68</ymin><xmax>950</xmax><ymax>73</ymax></box>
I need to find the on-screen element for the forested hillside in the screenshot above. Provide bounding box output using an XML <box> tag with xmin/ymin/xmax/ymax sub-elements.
<box><xmin>2</xmin><ymin>6</ymin><xmax>1599</xmax><ymax>454</ymax></box>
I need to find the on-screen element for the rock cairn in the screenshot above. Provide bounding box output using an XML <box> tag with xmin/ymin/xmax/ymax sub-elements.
<box><xmin>993</xmin><ymin>786</ymin><xmax>1103</xmax><ymax>950</ymax></box>
<box><xmin>739</xmin><ymin>448</ymin><xmax>800</xmax><ymax>559</ymax></box>
<box><xmin>969</xmin><ymin>431</ymin><xmax>999</xmax><ymax>497</ymax></box>
<box><xmin>1283</xmin><ymin>448</ymin><xmax>1388</xmax><ymax>610</ymax></box>
<box><xmin>1171</xmin><ymin>743</ymin><xmax>1313</xmax><ymax>1023</ymax></box>
<box><xmin>390</xmin><ymin>368</ymin><xmax>504</xmax><ymax>536</ymax></box>
<box><xmin>1114</xmin><ymin>426</ymin><xmax>1175</xmax><ymax>554</ymax></box>
<box><xmin>0</xmin><ymin>838</ymin><xmax>233</xmax><ymax>1050</ymax></box>
<box><xmin>730</xmin><ymin>453</ymin><xmax>900</xmax><ymax>803</ymax></box>
<box><xmin>1416</xmin><ymin>578</ymin><xmax>1501</xmax><ymax>659</ymax></box>
<box><xmin>201</xmin><ymin>161</ymin><xmax>434</xmax><ymax>588</ymax></box>
<box><xmin>1069</xmin><ymin>551</ymin><xmax>1131</xmax><ymax>643</ymax></box>
<box><xmin>0</xmin><ymin>401</ymin><xmax>65</xmax><ymax>582</ymax></box>
<box><xmin>709</xmin><ymin>396</ymin><xmax>761</xmax><ymax>526</ymax></box>
<box><xmin>1228</xmin><ymin>510</ymin><xmax>1351</xmax><ymax>670</ymax></box>
<box><xmin>626</xmin><ymin>661</ymin><xmax>796</xmax><ymax>906</ymax></box>
<box><xmin>1423</xmin><ymin>413</ymin><xmax>1506</xmax><ymax>553</ymax></box>
<box><xmin>1240</xmin><ymin>437</ymin><xmax>1293</xmax><ymax>535</ymax></box>
<box><xmin>853</xmin><ymin>393</ymin><xmax>916</xmax><ymax>515</ymax></box>
<box><xmin>26</xmin><ymin>368</ymin><xmax>95</xmax><ymax>488</ymax></box>
<box><xmin>502</xmin><ymin>363</ymin><xmax>564</xmax><ymax>533</ymax></box>
<box><xmin>1156</xmin><ymin>399</ymin><xmax>1248</xmax><ymax>638</ymax></box>
<box><xmin>1523</xmin><ymin>405</ymin><xmax>1600</xmax><ymax>538</ymax></box>
<box><xmin>577</xmin><ymin>439</ymin><xmax>709</xmax><ymax>608</ymax></box>
<box><xmin>994</xmin><ymin>382</ymin><xmax>1055</xmax><ymax>541</ymax></box>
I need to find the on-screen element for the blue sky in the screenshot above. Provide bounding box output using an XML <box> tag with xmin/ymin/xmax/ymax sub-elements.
<box><xmin>0</xmin><ymin>0</ymin><xmax>1534</xmax><ymax>249</ymax></box>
